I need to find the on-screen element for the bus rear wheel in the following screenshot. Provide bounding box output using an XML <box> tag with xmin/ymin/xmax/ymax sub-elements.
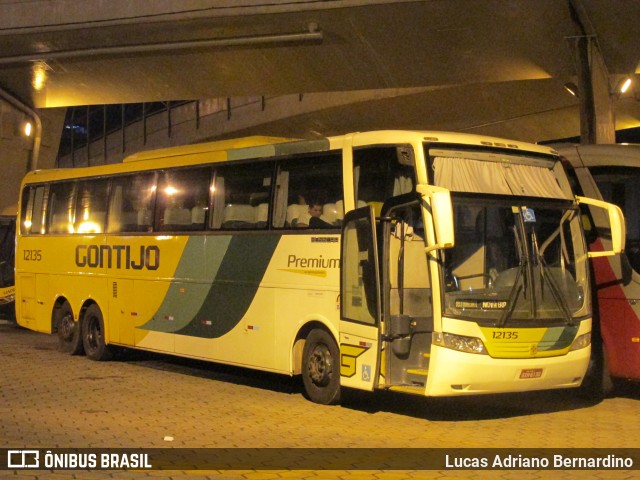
<box><xmin>302</xmin><ymin>329</ymin><xmax>341</xmax><ymax>405</ymax></box>
<box><xmin>55</xmin><ymin>301</ymin><xmax>83</xmax><ymax>355</ymax></box>
<box><xmin>82</xmin><ymin>304</ymin><xmax>113</xmax><ymax>361</ymax></box>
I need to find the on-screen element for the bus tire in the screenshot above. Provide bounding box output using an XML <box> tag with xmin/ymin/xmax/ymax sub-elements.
<box><xmin>601</xmin><ymin>345</ymin><xmax>615</xmax><ymax>397</ymax></box>
<box><xmin>578</xmin><ymin>343</ymin><xmax>614</xmax><ymax>400</ymax></box>
<box><xmin>302</xmin><ymin>329</ymin><xmax>341</xmax><ymax>405</ymax></box>
<box><xmin>82</xmin><ymin>304</ymin><xmax>113</xmax><ymax>361</ymax></box>
<box><xmin>55</xmin><ymin>301</ymin><xmax>83</xmax><ymax>355</ymax></box>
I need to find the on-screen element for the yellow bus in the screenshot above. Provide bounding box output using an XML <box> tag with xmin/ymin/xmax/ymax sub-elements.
<box><xmin>16</xmin><ymin>130</ymin><xmax>624</xmax><ymax>404</ymax></box>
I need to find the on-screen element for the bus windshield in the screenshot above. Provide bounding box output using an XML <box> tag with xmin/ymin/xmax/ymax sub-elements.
<box><xmin>442</xmin><ymin>196</ymin><xmax>588</xmax><ymax>325</ymax></box>
<box><xmin>427</xmin><ymin>146</ymin><xmax>590</xmax><ymax>327</ymax></box>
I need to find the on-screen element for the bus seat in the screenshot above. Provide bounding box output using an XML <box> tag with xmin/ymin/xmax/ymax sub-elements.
<box><xmin>334</xmin><ymin>200</ymin><xmax>366</xmax><ymax>215</ymax></box>
<box><xmin>111</xmin><ymin>211</ymin><xmax>137</xmax><ymax>232</ymax></box>
<box><xmin>222</xmin><ymin>204</ymin><xmax>256</xmax><ymax>229</ymax></box>
<box><xmin>334</xmin><ymin>200</ymin><xmax>365</xmax><ymax>220</ymax></box>
<box><xmin>286</xmin><ymin>204</ymin><xmax>306</xmax><ymax>226</ymax></box>
<box><xmin>321</xmin><ymin>203</ymin><xmax>338</xmax><ymax>225</ymax></box>
<box><xmin>255</xmin><ymin>203</ymin><xmax>269</xmax><ymax>227</ymax></box>
<box><xmin>335</xmin><ymin>200</ymin><xmax>345</xmax><ymax>221</ymax></box>
<box><xmin>137</xmin><ymin>209</ymin><xmax>152</xmax><ymax>230</ymax></box>
<box><xmin>50</xmin><ymin>214</ymin><xmax>72</xmax><ymax>234</ymax></box>
<box><xmin>191</xmin><ymin>205</ymin><xmax>206</xmax><ymax>225</ymax></box>
<box><xmin>164</xmin><ymin>207</ymin><xmax>191</xmax><ymax>226</ymax></box>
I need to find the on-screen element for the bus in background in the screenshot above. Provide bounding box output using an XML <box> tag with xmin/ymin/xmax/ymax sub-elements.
<box><xmin>0</xmin><ymin>206</ymin><xmax>16</xmax><ymax>322</ymax></box>
<box><xmin>559</xmin><ymin>144</ymin><xmax>639</xmax><ymax>393</ymax></box>
<box><xmin>15</xmin><ymin>131</ymin><xmax>624</xmax><ymax>405</ymax></box>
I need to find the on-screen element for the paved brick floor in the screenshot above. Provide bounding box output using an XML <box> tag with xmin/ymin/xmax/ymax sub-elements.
<box><xmin>1</xmin><ymin>320</ymin><xmax>638</xmax><ymax>480</ymax></box>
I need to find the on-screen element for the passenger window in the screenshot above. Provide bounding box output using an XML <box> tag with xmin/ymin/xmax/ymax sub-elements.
<box><xmin>108</xmin><ymin>173</ymin><xmax>157</xmax><ymax>233</ymax></box>
<box><xmin>75</xmin><ymin>178</ymin><xmax>109</xmax><ymax>234</ymax></box>
<box><xmin>275</xmin><ymin>153</ymin><xmax>342</xmax><ymax>229</ymax></box>
<box><xmin>354</xmin><ymin>146</ymin><xmax>416</xmax><ymax>216</ymax></box>
<box><xmin>48</xmin><ymin>182</ymin><xmax>76</xmax><ymax>234</ymax></box>
<box><xmin>157</xmin><ymin>167</ymin><xmax>211</xmax><ymax>232</ymax></box>
<box><xmin>212</xmin><ymin>162</ymin><xmax>274</xmax><ymax>230</ymax></box>
<box><xmin>20</xmin><ymin>185</ymin><xmax>46</xmax><ymax>235</ymax></box>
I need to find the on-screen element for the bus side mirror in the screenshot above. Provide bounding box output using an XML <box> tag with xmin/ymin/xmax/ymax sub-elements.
<box><xmin>576</xmin><ymin>196</ymin><xmax>626</xmax><ymax>257</ymax></box>
<box><xmin>416</xmin><ymin>184</ymin><xmax>455</xmax><ymax>253</ymax></box>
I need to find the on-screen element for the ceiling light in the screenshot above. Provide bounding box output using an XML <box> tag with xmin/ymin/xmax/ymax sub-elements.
<box><xmin>618</xmin><ymin>77</ymin><xmax>632</xmax><ymax>94</ymax></box>
<box><xmin>31</xmin><ymin>61</ymin><xmax>48</xmax><ymax>91</ymax></box>
<box><xmin>23</xmin><ymin>120</ymin><xmax>33</xmax><ymax>137</ymax></box>
<box><xmin>564</xmin><ymin>82</ymin><xmax>579</xmax><ymax>97</ymax></box>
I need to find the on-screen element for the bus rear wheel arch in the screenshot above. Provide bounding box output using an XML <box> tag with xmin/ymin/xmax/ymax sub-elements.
<box><xmin>82</xmin><ymin>303</ymin><xmax>113</xmax><ymax>361</ymax></box>
<box><xmin>54</xmin><ymin>300</ymin><xmax>83</xmax><ymax>355</ymax></box>
<box><xmin>302</xmin><ymin>328</ymin><xmax>341</xmax><ymax>405</ymax></box>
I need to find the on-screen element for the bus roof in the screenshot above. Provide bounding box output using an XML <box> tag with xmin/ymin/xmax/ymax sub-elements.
<box><xmin>335</xmin><ymin>130</ymin><xmax>558</xmax><ymax>156</ymax></box>
<box><xmin>23</xmin><ymin>130</ymin><xmax>558</xmax><ymax>185</ymax></box>
<box><xmin>556</xmin><ymin>143</ymin><xmax>640</xmax><ymax>169</ymax></box>
<box><xmin>122</xmin><ymin>136</ymin><xmax>297</xmax><ymax>162</ymax></box>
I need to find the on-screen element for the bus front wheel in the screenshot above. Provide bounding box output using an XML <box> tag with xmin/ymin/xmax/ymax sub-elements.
<box><xmin>82</xmin><ymin>305</ymin><xmax>113</xmax><ymax>361</ymax></box>
<box><xmin>302</xmin><ymin>329</ymin><xmax>341</xmax><ymax>405</ymax></box>
<box><xmin>55</xmin><ymin>301</ymin><xmax>83</xmax><ymax>355</ymax></box>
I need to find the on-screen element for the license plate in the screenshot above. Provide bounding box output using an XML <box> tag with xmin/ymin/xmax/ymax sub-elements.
<box><xmin>519</xmin><ymin>368</ymin><xmax>543</xmax><ymax>379</ymax></box>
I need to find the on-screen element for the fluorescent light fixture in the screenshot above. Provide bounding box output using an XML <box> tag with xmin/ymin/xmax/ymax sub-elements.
<box><xmin>618</xmin><ymin>77</ymin><xmax>632</xmax><ymax>94</ymax></box>
<box><xmin>564</xmin><ymin>82</ymin><xmax>579</xmax><ymax>97</ymax></box>
<box><xmin>23</xmin><ymin>121</ymin><xmax>33</xmax><ymax>137</ymax></box>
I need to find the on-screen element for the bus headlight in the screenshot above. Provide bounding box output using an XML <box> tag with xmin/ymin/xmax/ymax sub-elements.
<box><xmin>569</xmin><ymin>332</ymin><xmax>591</xmax><ymax>351</ymax></box>
<box><xmin>433</xmin><ymin>331</ymin><xmax>487</xmax><ymax>355</ymax></box>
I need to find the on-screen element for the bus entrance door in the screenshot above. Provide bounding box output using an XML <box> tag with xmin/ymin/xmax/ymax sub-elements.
<box><xmin>339</xmin><ymin>207</ymin><xmax>381</xmax><ymax>392</ymax></box>
<box><xmin>340</xmin><ymin>203</ymin><xmax>434</xmax><ymax>394</ymax></box>
<box><xmin>382</xmin><ymin>200</ymin><xmax>433</xmax><ymax>395</ymax></box>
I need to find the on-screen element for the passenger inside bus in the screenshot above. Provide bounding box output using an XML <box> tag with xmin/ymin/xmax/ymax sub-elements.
<box><xmin>295</xmin><ymin>198</ymin><xmax>333</xmax><ymax>229</ymax></box>
<box><xmin>295</xmin><ymin>200</ymin><xmax>320</xmax><ymax>228</ymax></box>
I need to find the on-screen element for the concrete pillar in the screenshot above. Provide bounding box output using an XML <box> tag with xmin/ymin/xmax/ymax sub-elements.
<box><xmin>0</xmin><ymin>98</ymin><xmax>33</xmax><ymax>213</ymax></box>
<box><xmin>0</xmin><ymin>103</ymin><xmax>64</xmax><ymax>213</ymax></box>
<box><xmin>572</xmin><ymin>36</ymin><xmax>616</xmax><ymax>145</ymax></box>
<box><xmin>569</xmin><ymin>0</ymin><xmax>616</xmax><ymax>145</ymax></box>
<box><xmin>590</xmin><ymin>47</ymin><xmax>616</xmax><ymax>144</ymax></box>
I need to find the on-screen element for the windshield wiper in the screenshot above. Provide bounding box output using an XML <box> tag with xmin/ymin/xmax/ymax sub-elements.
<box><xmin>534</xmin><ymin>212</ymin><xmax>576</xmax><ymax>326</ymax></box>
<box><xmin>537</xmin><ymin>257</ymin><xmax>576</xmax><ymax>326</ymax></box>
<box><xmin>497</xmin><ymin>259</ymin><xmax>525</xmax><ymax>327</ymax></box>
<box><xmin>498</xmin><ymin>222</ymin><xmax>529</xmax><ymax>327</ymax></box>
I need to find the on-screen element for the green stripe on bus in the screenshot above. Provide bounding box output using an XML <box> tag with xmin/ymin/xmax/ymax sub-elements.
<box><xmin>537</xmin><ymin>325</ymin><xmax>579</xmax><ymax>351</ymax></box>
<box><xmin>175</xmin><ymin>234</ymin><xmax>281</xmax><ymax>338</ymax></box>
<box><xmin>140</xmin><ymin>236</ymin><xmax>232</xmax><ymax>333</ymax></box>
<box><xmin>228</xmin><ymin>138</ymin><xmax>331</xmax><ymax>161</ymax></box>
<box><xmin>141</xmin><ymin>234</ymin><xmax>280</xmax><ymax>337</ymax></box>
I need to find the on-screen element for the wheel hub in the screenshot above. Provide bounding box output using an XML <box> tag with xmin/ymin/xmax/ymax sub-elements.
<box><xmin>308</xmin><ymin>344</ymin><xmax>332</xmax><ymax>386</ymax></box>
<box><xmin>86</xmin><ymin>317</ymin><xmax>100</xmax><ymax>349</ymax></box>
<box><xmin>59</xmin><ymin>314</ymin><xmax>75</xmax><ymax>340</ymax></box>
